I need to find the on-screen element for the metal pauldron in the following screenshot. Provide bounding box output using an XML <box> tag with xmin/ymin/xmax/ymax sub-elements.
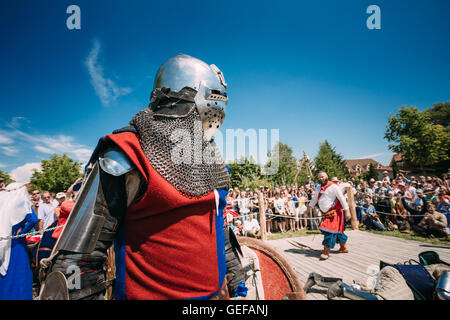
<box><xmin>51</xmin><ymin>162</ymin><xmax>105</xmax><ymax>255</ymax></box>
<box><xmin>99</xmin><ymin>146</ymin><xmax>135</xmax><ymax>177</ymax></box>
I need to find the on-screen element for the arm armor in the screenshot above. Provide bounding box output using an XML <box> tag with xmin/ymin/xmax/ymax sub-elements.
<box><xmin>41</xmin><ymin>147</ymin><xmax>142</xmax><ymax>300</ymax></box>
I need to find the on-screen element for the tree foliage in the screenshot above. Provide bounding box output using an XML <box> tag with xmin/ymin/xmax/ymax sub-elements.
<box><xmin>265</xmin><ymin>142</ymin><xmax>298</xmax><ymax>187</ymax></box>
<box><xmin>30</xmin><ymin>154</ymin><xmax>83</xmax><ymax>193</ymax></box>
<box><xmin>423</xmin><ymin>101</ymin><xmax>450</xmax><ymax>128</ymax></box>
<box><xmin>294</xmin><ymin>152</ymin><xmax>314</xmax><ymax>186</ymax></box>
<box><xmin>391</xmin><ymin>160</ymin><xmax>400</xmax><ymax>179</ymax></box>
<box><xmin>313</xmin><ymin>140</ymin><xmax>350</xmax><ymax>180</ymax></box>
<box><xmin>0</xmin><ymin>170</ymin><xmax>14</xmax><ymax>185</ymax></box>
<box><xmin>227</xmin><ymin>157</ymin><xmax>274</xmax><ymax>190</ymax></box>
<box><xmin>385</xmin><ymin>105</ymin><xmax>450</xmax><ymax>169</ymax></box>
<box><xmin>228</xmin><ymin>141</ymin><xmax>351</xmax><ymax>189</ymax></box>
<box><xmin>359</xmin><ymin>163</ymin><xmax>378</xmax><ymax>182</ymax></box>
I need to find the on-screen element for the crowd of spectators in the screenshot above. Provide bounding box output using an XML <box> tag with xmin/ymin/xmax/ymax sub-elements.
<box><xmin>0</xmin><ymin>177</ymin><xmax>83</xmax><ymax>299</ymax></box>
<box><xmin>29</xmin><ymin>177</ymin><xmax>82</xmax><ymax>234</ymax></box>
<box><xmin>225</xmin><ymin>172</ymin><xmax>450</xmax><ymax>239</ymax></box>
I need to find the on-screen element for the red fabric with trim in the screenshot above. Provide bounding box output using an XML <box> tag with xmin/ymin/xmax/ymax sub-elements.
<box><xmin>105</xmin><ymin>132</ymin><xmax>220</xmax><ymax>300</ymax></box>
<box><xmin>318</xmin><ymin>182</ymin><xmax>344</xmax><ymax>233</ymax></box>
<box><xmin>255</xmin><ymin>249</ymin><xmax>291</xmax><ymax>300</ymax></box>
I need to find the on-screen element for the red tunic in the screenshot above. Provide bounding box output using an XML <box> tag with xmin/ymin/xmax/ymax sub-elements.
<box><xmin>318</xmin><ymin>182</ymin><xmax>345</xmax><ymax>234</ymax></box>
<box><xmin>104</xmin><ymin>132</ymin><xmax>226</xmax><ymax>300</ymax></box>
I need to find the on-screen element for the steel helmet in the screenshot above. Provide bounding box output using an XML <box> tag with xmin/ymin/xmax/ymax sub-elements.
<box><xmin>152</xmin><ymin>54</ymin><xmax>228</xmax><ymax>140</ymax></box>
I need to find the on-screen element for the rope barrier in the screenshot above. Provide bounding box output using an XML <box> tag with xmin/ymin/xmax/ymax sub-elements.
<box><xmin>227</xmin><ymin>190</ymin><xmax>448</xmax><ymax>221</ymax></box>
<box><xmin>1</xmin><ymin>185</ymin><xmax>445</xmax><ymax>240</ymax></box>
<box><xmin>0</xmin><ymin>225</ymin><xmax>63</xmax><ymax>241</ymax></box>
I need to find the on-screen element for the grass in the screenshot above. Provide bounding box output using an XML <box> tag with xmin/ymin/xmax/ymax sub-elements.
<box><xmin>361</xmin><ymin>227</ymin><xmax>450</xmax><ymax>247</ymax></box>
<box><xmin>266</xmin><ymin>224</ymin><xmax>450</xmax><ymax>247</ymax></box>
<box><xmin>267</xmin><ymin>228</ymin><xmax>321</xmax><ymax>240</ymax></box>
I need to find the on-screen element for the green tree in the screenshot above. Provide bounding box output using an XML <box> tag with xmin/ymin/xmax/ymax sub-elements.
<box><xmin>264</xmin><ymin>141</ymin><xmax>298</xmax><ymax>187</ymax></box>
<box><xmin>227</xmin><ymin>156</ymin><xmax>274</xmax><ymax>190</ymax></box>
<box><xmin>359</xmin><ymin>163</ymin><xmax>378</xmax><ymax>182</ymax></box>
<box><xmin>385</xmin><ymin>105</ymin><xmax>450</xmax><ymax>170</ymax></box>
<box><xmin>391</xmin><ymin>160</ymin><xmax>400</xmax><ymax>179</ymax></box>
<box><xmin>227</xmin><ymin>157</ymin><xmax>262</xmax><ymax>189</ymax></box>
<box><xmin>424</xmin><ymin>101</ymin><xmax>450</xmax><ymax>128</ymax></box>
<box><xmin>0</xmin><ymin>170</ymin><xmax>14</xmax><ymax>185</ymax></box>
<box><xmin>294</xmin><ymin>151</ymin><xmax>314</xmax><ymax>185</ymax></box>
<box><xmin>30</xmin><ymin>154</ymin><xmax>83</xmax><ymax>193</ymax></box>
<box><xmin>313</xmin><ymin>140</ymin><xmax>350</xmax><ymax>180</ymax></box>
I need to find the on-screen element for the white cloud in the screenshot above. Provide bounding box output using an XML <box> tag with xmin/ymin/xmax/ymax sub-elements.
<box><xmin>85</xmin><ymin>39</ymin><xmax>132</xmax><ymax>106</ymax></box>
<box><xmin>9</xmin><ymin>129</ymin><xmax>93</xmax><ymax>163</ymax></box>
<box><xmin>72</xmin><ymin>148</ymin><xmax>93</xmax><ymax>163</ymax></box>
<box><xmin>0</xmin><ymin>146</ymin><xmax>19</xmax><ymax>156</ymax></box>
<box><xmin>0</xmin><ymin>135</ymin><xmax>13</xmax><ymax>144</ymax></box>
<box><xmin>8</xmin><ymin>117</ymin><xmax>30</xmax><ymax>128</ymax></box>
<box><xmin>10</xmin><ymin>162</ymin><xmax>42</xmax><ymax>183</ymax></box>
<box><xmin>33</xmin><ymin>135</ymin><xmax>93</xmax><ymax>163</ymax></box>
<box><xmin>359</xmin><ymin>152</ymin><xmax>385</xmax><ymax>159</ymax></box>
<box><xmin>34</xmin><ymin>145</ymin><xmax>55</xmax><ymax>154</ymax></box>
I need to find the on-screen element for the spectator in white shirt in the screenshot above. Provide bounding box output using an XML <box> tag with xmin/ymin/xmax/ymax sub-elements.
<box><xmin>243</xmin><ymin>213</ymin><xmax>261</xmax><ymax>238</ymax></box>
<box><xmin>273</xmin><ymin>192</ymin><xmax>286</xmax><ymax>233</ymax></box>
<box><xmin>238</xmin><ymin>191</ymin><xmax>251</xmax><ymax>221</ymax></box>
<box><xmin>37</xmin><ymin>191</ymin><xmax>57</xmax><ymax>231</ymax></box>
<box><xmin>382</xmin><ymin>171</ymin><xmax>391</xmax><ymax>183</ymax></box>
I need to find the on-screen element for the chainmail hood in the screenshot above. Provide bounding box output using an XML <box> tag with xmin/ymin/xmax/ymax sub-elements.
<box><xmin>129</xmin><ymin>105</ymin><xmax>230</xmax><ymax>198</ymax></box>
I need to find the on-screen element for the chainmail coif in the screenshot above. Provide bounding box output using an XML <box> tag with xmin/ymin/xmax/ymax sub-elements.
<box><xmin>129</xmin><ymin>105</ymin><xmax>230</xmax><ymax>198</ymax></box>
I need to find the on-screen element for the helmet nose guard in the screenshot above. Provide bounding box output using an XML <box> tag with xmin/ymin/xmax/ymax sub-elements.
<box><xmin>152</xmin><ymin>54</ymin><xmax>228</xmax><ymax>140</ymax></box>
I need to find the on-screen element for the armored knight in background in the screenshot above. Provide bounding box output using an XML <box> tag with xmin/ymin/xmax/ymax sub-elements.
<box><xmin>40</xmin><ymin>54</ymin><xmax>238</xmax><ymax>300</ymax></box>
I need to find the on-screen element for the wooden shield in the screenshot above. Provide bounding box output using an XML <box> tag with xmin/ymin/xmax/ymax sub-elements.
<box><xmin>237</xmin><ymin>236</ymin><xmax>306</xmax><ymax>300</ymax></box>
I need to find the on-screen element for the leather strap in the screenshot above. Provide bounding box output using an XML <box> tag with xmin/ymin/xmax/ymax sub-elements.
<box><xmin>98</xmin><ymin>231</ymin><xmax>116</xmax><ymax>242</ymax></box>
<box><xmin>322</xmin><ymin>209</ymin><xmax>337</xmax><ymax>218</ymax></box>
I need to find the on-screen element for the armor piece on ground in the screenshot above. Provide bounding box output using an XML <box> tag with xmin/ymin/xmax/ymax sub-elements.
<box><xmin>380</xmin><ymin>262</ymin><xmax>435</xmax><ymax>300</ymax></box>
<box><xmin>327</xmin><ymin>281</ymin><xmax>378</xmax><ymax>300</ymax></box>
<box><xmin>235</xmin><ymin>236</ymin><xmax>306</xmax><ymax>300</ymax></box>
<box><xmin>303</xmin><ymin>272</ymin><xmax>343</xmax><ymax>292</ymax></box>
<box><xmin>99</xmin><ymin>146</ymin><xmax>135</xmax><ymax>176</ymax></box>
<box><xmin>435</xmin><ymin>270</ymin><xmax>450</xmax><ymax>300</ymax></box>
<box><xmin>38</xmin><ymin>271</ymin><xmax>69</xmax><ymax>300</ymax></box>
<box><xmin>419</xmin><ymin>250</ymin><xmax>450</xmax><ymax>267</ymax></box>
<box><xmin>129</xmin><ymin>106</ymin><xmax>230</xmax><ymax>198</ymax></box>
<box><xmin>152</xmin><ymin>54</ymin><xmax>228</xmax><ymax>141</ymax></box>
<box><xmin>371</xmin><ymin>266</ymin><xmax>415</xmax><ymax>300</ymax></box>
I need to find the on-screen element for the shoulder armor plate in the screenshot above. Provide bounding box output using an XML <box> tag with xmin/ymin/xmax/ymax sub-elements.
<box><xmin>99</xmin><ymin>146</ymin><xmax>135</xmax><ymax>176</ymax></box>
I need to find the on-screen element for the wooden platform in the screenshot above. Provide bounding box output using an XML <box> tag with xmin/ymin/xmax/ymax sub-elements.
<box><xmin>267</xmin><ymin>230</ymin><xmax>450</xmax><ymax>300</ymax></box>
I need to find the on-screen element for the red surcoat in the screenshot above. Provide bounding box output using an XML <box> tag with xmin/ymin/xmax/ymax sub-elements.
<box><xmin>104</xmin><ymin>132</ymin><xmax>226</xmax><ymax>300</ymax></box>
<box><xmin>318</xmin><ymin>182</ymin><xmax>345</xmax><ymax>234</ymax></box>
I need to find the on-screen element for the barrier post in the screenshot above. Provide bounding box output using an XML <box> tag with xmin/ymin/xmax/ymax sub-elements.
<box><xmin>258</xmin><ymin>192</ymin><xmax>267</xmax><ymax>241</ymax></box>
<box><xmin>346</xmin><ymin>186</ymin><xmax>359</xmax><ymax>230</ymax></box>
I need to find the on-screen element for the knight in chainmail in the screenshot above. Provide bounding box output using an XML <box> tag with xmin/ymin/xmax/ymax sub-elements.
<box><xmin>39</xmin><ymin>54</ymin><xmax>244</xmax><ymax>300</ymax></box>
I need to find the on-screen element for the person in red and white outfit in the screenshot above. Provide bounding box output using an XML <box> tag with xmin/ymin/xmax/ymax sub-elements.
<box><xmin>308</xmin><ymin>171</ymin><xmax>351</xmax><ymax>260</ymax></box>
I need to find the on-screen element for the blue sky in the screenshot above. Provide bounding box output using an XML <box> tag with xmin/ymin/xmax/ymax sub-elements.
<box><xmin>1</xmin><ymin>0</ymin><xmax>449</xmax><ymax>182</ymax></box>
